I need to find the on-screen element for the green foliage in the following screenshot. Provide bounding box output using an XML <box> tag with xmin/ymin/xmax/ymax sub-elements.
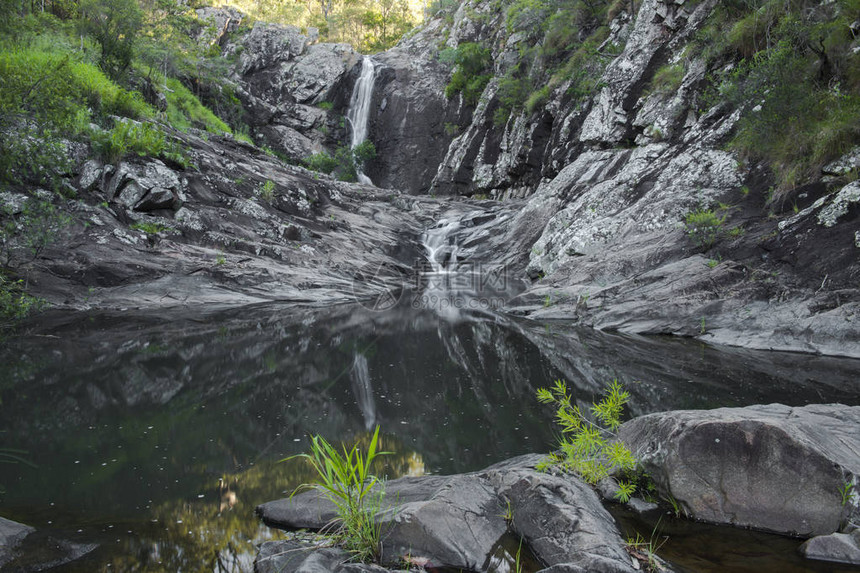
<box><xmin>305</xmin><ymin>151</ymin><xmax>340</xmax><ymax>174</ymax></box>
<box><xmin>353</xmin><ymin>140</ymin><xmax>377</xmax><ymax>164</ymax></box>
<box><xmin>163</xmin><ymin>77</ymin><xmax>231</xmax><ymax>134</ymax></box>
<box><xmin>684</xmin><ymin>208</ymin><xmax>726</xmax><ymax>251</ymax></box>
<box><xmin>286</xmin><ymin>426</ymin><xmax>390</xmax><ymax>562</ymax></box>
<box><xmin>525</xmin><ymin>85</ymin><xmax>551</xmax><ymax>114</ymax></box>
<box><xmin>840</xmin><ymin>482</ymin><xmax>856</xmax><ymax>507</ymax></box>
<box><xmin>536</xmin><ymin>379</ymin><xmax>637</xmax><ymax>495</ymax></box>
<box><xmin>692</xmin><ymin>0</ymin><xmax>860</xmax><ymax>191</ymax></box>
<box><xmin>648</xmin><ymin>63</ymin><xmax>685</xmax><ymax>95</ymax></box>
<box><xmin>79</xmin><ymin>0</ymin><xmax>144</xmax><ymax>78</ymax></box>
<box><xmin>444</xmin><ymin>42</ymin><xmax>492</xmax><ymax>106</ymax></box>
<box><xmin>304</xmin><ymin>142</ymin><xmax>376</xmax><ymax>182</ymax></box>
<box><xmin>257</xmin><ymin>179</ymin><xmax>276</xmax><ymax>201</ymax></box>
<box><xmin>91</xmin><ymin>120</ymin><xmax>164</xmax><ymax>163</ymax></box>
<box><xmin>626</xmin><ymin>522</ymin><xmax>669</xmax><ymax>573</ymax></box>
<box><xmin>0</xmin><ymin>275</ymin><xmax>43</xmax><ymax>329</ymax></box>
<box><xmin>0</xmin><ymin>199</ymin><xmax>72</xmax><ymax>268</ymax></box>
<box><xmin>130</xmin><ymin>221</ymin><xmax>171</xmax><ymax>235</ymax></box>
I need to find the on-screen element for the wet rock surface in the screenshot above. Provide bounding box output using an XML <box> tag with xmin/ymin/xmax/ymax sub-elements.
<box><xmin>0</xmin><ymin>131</ymin><xmax>450</xmax><ymax>313</ymax></box>
<box><xmin>619</xmin><ymin>404</ymin><xmax>860</xmax><ymax>537</ymax></box>
<box><xmin>0</xmin><ymin>517</ymin><xmax>97</xmax><ymax>571</ymax></box>
<box><xmin>257</xmin><ymin>455</ymin><xmax>640</xmax><ymax>572</ymax></box>
<box><xmin>801</xmin><ymin>530</ymin><xmax>860</xmax><ymax>566</ymax></box>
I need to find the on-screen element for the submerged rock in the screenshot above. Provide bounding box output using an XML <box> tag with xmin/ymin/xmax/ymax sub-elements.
<box><xmin>619</xmin><ymin>403</ymin><xmax>860</xmax><ymax>537</ymax></box>
<box><xmin>0</xmin><ymin>517</ymin><xmax>97</xmax><ymax>571</ymax></box>
<box><xmin>0</xmin><ymin>517</ymin><xmax>34</xmax><ymax>569</ymax></box>
<box><xmin>256</xmin><ymin>455</ymin><xmax>640</xmax><ymax>572</ymax></box>
<box><xmin>800</xmin><ymin>530</ymin><xmax>860</xmax><ymax>565</ymax></box>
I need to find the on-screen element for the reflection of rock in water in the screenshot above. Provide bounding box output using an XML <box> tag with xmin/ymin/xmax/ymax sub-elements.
<box><xmin>218</xmin><ymin>477</ymin><xmax>238</xmax><ymax>514</ymax></box>
<box><xmin>351</xmin><ymin>353</ymin><xmax>377</xmax><ymax>431</ymax></box>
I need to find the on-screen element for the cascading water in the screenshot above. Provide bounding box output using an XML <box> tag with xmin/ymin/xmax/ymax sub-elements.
<box><xmin>347</xmin><ymin>56</ymin><xmax>376</xmax><ymax>186</ymax></box>
<box><xmin>420</xmin><ymin>219</ymin><xmax>475</xmax><ymax>321</ymax></box>
<box><xmin>419</xmin><ymin>210</ymin><xmax>526</xmax><ymax>321</ymax></box>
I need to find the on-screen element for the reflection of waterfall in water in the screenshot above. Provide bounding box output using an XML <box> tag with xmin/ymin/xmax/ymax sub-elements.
<box><xmin>350</xmin><ymin>353</ymin><xmax>377</xmax><ymax>430</ymax></box>
<box><xmin>347</xmin><ymin>56</ymin><xmax>376</xmax><ymax>185</ymax></box>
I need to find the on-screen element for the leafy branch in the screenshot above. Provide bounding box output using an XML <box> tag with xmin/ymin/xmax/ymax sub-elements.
<box><xmin>536</xmin><ymin>379</ymin><xmax>638</xmax><ymax>496</ymax></box>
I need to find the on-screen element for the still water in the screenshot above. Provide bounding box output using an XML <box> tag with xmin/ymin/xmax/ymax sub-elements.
<box><xmin>2</xmin><ymin>300</ymin><xmax>860</xmax><ymax>572</ymax></box>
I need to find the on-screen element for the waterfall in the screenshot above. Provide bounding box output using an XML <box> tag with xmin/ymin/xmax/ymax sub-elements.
<box><xmin>350</xmin><ymin>353</ymin><xmax>377</xmax><ymax>430</ymax></box>
<box><xmin>347</xmin><ymin>56</ymin><xmax>376</xmax><ymax>185</ymax></box>
<box><xmin>419</xmin><ymin>219</ymin><xmax>472</xmax><ymax>321</ymax></box>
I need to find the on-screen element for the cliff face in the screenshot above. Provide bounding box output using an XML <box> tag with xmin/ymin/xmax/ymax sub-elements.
<box><xmin>1</xmin><ymin>0</ymin><xmax>857</xmax><ymax>358</ymax></box>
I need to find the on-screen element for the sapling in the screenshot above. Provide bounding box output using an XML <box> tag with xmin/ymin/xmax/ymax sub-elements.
<box><xmin>536</xmin><ymin>379</ymin><xmax>638</xmax><ymax>499</ymax></box>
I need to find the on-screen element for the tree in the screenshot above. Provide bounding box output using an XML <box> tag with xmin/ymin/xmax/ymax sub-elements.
<box><xmin>79</xmin><ymin>0</ymin><xmax>144</xmax><ymax>78</ymax></box>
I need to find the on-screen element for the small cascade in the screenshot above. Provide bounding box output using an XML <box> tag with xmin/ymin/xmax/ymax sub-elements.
<box><xmin>418</xmin><ymin>212</ymin><xmax>525</xmax><ymax>321</ymax></box>
<box><xmin>423</xmin><ymin>218</ymin><xmax>462</xmax><ymax>273</ymax></box>
<box><xmin>419</xmin><ymin>219</ymin><xmax>474</xmax><ymax>321</ymax></box>
<box><xmin>347</xmin><ymin>56</ymin><xmax>376</xmax><ymax>185</ymax></box>
<box><xmin>350</xmin><ymin>353</ymin><xmax>377</xmax><ymax>430</ymax></box>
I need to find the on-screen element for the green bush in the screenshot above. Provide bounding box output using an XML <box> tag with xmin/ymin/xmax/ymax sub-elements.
<box><xmin>130</xmin><ymin>221</ymin><xmax>171</xmax><ymax>234</ymax></box>
<box><xmin>525</xmin><ymin>85</ymin><xmax>552</xmax><ymax>114</ymax></box>
<box><xmin>648</xmin><ymin>63</ymin><xmax>685</xmax><ymax>95</ymax></box>
<box><xmin>305</xmin><ymin>151</ymin><xmax>340</xmax><ymax>174</ymax></box>
<box><xmin>79</xmin><ymin>0</ymin><xmax>144</xmax><ymax>78</ymax></box>
<box><xmin>304</xmin><ymin>142</ymin><xmax>377</xmax><ymax>182</ymax></box>
<box><xmin>536</xmin><ymin>379</ymin><xmax>638</xmax><ymax>499</ymax></box>
<box><xmin>1</xmin><ymin>199</ymin><xmax>72</xmax><ymax>268</ymax></box>
<box><xmin>444</xmin><ymin>42</ymin><xmax>492</xmax><ymax>106</ymax></box>
<box><xmin>684</xmin><ymin>208</ymin><xmax>726</xmax><ymax>251</ymax></box>
<box><xmin>163</xmin><ymin>77</ymin><xmax>231</xmax><ymax>134</ymax></box>
<box><xmin>0</xmin><ymin>49</ymin><xmax>152</xmax><ymax>131</ymax></box>
<box><xmin>91</xmin><ymin>120</ymin><xmax>164</xmax><ymax>163</ymax></box>
<box><xmin>353</xmin><ymin>140</ymin><xmax>377</xmax><ymax>165</ymax></box>
<box><xmin>725</xmin><ymin>38</ymin><xmax>860</xmax><ymax>189</ymax></box>
<box><xmin>0</xmin><ymin>274</ymin><xmax>43</xmax><ymax>329</ymax></box>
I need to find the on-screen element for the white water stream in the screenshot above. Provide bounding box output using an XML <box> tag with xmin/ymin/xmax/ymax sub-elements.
<box><xmin>347</xmin><ymin>56</ymin><xmax>376</xmax><ymax>185</ymax></box>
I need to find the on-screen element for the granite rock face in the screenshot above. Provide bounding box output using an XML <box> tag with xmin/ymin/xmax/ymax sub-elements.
<box><xmin>618</xmin><ymin>404</ymin><xmax>860</xmax><ymax>537</ymax></box>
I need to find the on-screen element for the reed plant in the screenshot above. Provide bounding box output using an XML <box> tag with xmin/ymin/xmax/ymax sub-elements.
<box><xmin>287</xmin><ymin>426</ymin><xmax>390</xmax><ymax>562</ymax></box>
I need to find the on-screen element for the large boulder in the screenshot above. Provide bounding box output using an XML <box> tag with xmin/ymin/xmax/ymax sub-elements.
<box><xmin>257</xmin><ymin>455</ymin><xmax>640</xmax><ymax>572</ymax></box>
<box><xmin>619</xmin><ymin>403</ymin><xmax>860</xmax><ymax>537</ymax></box>
<box><xmin>105</xmin><ymin>159</ymin><xmax>186</xmax><ymax>212</ymax></box>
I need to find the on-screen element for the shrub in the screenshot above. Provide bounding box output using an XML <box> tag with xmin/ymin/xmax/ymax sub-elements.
<box><xmin>130</xmin><ymin>221</ymin><xmax>171</xmax><ymax>234</ymax></box>
<box><xmin>684</xmin><ymin>208</ymin><xmax>726</xmax><ymax>251</ymax></box>
<box><xmin>648</xmin><ymin>63</ymin><xmax>685</xmax><ymax>95</ymax></box>
<box><xmin>257</xmin><ymin>179</ymin><xmax>275</xmax><ymax>201</ymax></box>
<box><xmin>525</xmin><ymin>85</ymin><xmax>552</xmax><ymax>114</ymax></box>
<box><xmin>0</xmin><ymin>199</ymin><xmax>72</xmax><ymax>268</ymax></box>
<box><xmin>353</xmin><ymin>140</ymin><xmax>377</xmax><ymax>165</ymax></box>
<box><xmin>305</xmin><ymin>151</ymin><xmax>339</xmax><ymax>174</ymax></box>
<box><xmin>78</xmin><ymin>0</ymin><xmax>144</xmax><ymax>78</ymax></box>
<box><xmin>444</xmin><ymin>42</ymin><xmax>492</xmax><ymax>106</ymax></box>
<box><xmin>536</xmin><ymin>379</ymin><xmax>638</xmax><ymax>498</ymax></box>
<box><xmin>286</xmin><ymin>426</ymin><xmax>389</xmax><ymax>562</ymax></box>
<box><xmin>163</xmin><ymin>77</ymin><xmax>231</xmax><ymax>134</ymax></box>
<box><xmin>304</xmin><ymin>142</ymin><xmax>376</xmax><ymax>182</ymax></box>
<box><xmin>725</xmin><ymin>38</ymin><xmax>860</xmax><ymax>190</ymax></box>
<box><xmin>92</xmin><ymin>120</ymin><xmax>165</xmax><ymax>163</ymax></box>
<box><xmin>0</xmin><ymin>274</ymin><xmax>43</xmax><ymax>331</ymax></box>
